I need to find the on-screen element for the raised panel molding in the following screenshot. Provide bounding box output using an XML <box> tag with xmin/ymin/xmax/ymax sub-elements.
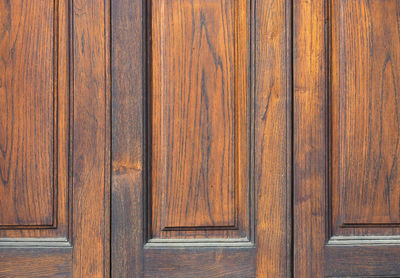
<box><xmin>149</xmin><ymin>0</ymin><xmax>253</xmax><ymax>241</ymax></box>
<box><xmin>329</xmin><ymin>0</ymin><xmax>400</xmax><ymax>239</ymax></box>
<box><xmin>0</xmin><ymin>0</ymin><xmax>70</xmax><ymax>241</ymax></box>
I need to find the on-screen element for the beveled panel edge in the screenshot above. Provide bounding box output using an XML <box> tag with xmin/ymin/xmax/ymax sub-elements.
<box><xmin>327</xmin><ymin>235</ymin><xmax>400</xmax><ymax>246</ymax></box>
<box><xmin>0</xmin><ymin>237</ymin><xmax>71</xmax><ymax>248</ymax></box>
<box><xmin>145</xmin><ymin>237</ymin><xmax>253</xmax><ymax>248</ymax></box>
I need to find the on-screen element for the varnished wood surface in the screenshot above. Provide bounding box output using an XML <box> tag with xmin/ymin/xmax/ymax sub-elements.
<box><xmin>331</xmin><ymin>0</ymin><xmax>400</xmax><ymax>229</ymax></box>
<box><xmin>293</xmin><ymin>0</ymin><xmax>327</xmax><ymax>276</ymax></box>
<box><xmin>151</xmin><ymin>0</ymin><xmax>248</xmax><ymax>235</ymax></box>
<box><xmin>0</xmin><ymin>0</ymin><xmax>55</xmax><ymax>226</ymax></box>
<box><xmin>0</xmin><ymin>0</ymin><xmax>70</xmax><ymax>241</ymax></box>
<box><xmin>0</xmin><ymin>248</ymin><xmax>72</xmax><ymax>277</ymax></box>
<box><xmin>0</xmin><ymin>0</ymin><xmax>110</xmax><ymax>276</ymax></box>
<box><xmin>111</xmin><ymin>0</ymin><xmax>145</xmax><ymax>275</ymax></box>
<box><xmin>294</xmin><ymin>0</ymin><xmax>400</xmax><ymax>276</ymax></box>
<box><xmin>326</xmin><ymin>245</ymin><xmax>400</xmax><ymax>277</ymax></box>
<box><xmin>254</xmin><ymin>0</ymin><xmax>291</xmax><ymax>275</ymax></box>
<box><xmin>72</xmin><ymin>0</ymin><xmax>110</xmax><ymax>276</ymax></box>
<box><xmin>144</xmin><ymin>248</ymin><xmax>256</xmax><ymax>277</ymax></box>
<box><xmin>112</xmin><ymin>0</ymin><xmax>290</xmax><ymax>275</ymax></box>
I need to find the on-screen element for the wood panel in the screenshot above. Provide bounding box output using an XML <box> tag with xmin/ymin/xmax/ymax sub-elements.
<box><xmin>112</xmin><ymin>0</ymin><xmax>291</xmax><ymax>275</ymax></box>
<box><xmin>0</xmin><ymin>248</ymin><xmax>72</xmax><ymax>278</ymax></box>
<box><xmin>0</xmin><ymin>0</ymin><xmax>69</xmax><ymax>240</ymax></box>
<box><xmin>0</xmin><ymin>0</ymin><xmax>110</xmax><ymax>276</ymax></box>
<box><xmin>144</xmin><ymin>248</ymin><xmax>256</xmax><ymax>277</ymax></box>
<box><xmin>150</xmin><ymin>0</ymin><xmax>249</xmax><ymax>238</ymax></box>
<box><xmin>331</xmin><ymin>0</ymin><xmax>400</xmax><ymax>234</ymax></box>
<box><xmin>294</xmin><ymin>0</ymin><xmax>400</xmax><ymax>276</ymax></box>
<box><xmin>0</xmin><ymin>0</ymin><xmax>56</xmax><ymax>227</ymax></box>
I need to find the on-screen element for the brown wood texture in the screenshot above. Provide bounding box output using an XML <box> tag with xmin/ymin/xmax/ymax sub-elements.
<box><xmin>111</xmin><ymin>0</ymin><xmax>145</xmax><ymax>275</ymax></box>
<box><xmin>0</xmin><ymin>0</ymin><xmax>110</xmax><ymax>276</ymax></box>
<box><xmin>0</xmin><ymin>248</ymin><xmax>72</xmax><ymax>277</ymax></box>
<box><xmin>0</xmin><ymin>0</ymin><xmax>69</xmax><ymax>240</ymax></box>
<box><xmin>144</xmin><ymin>248</ymin><xmax>256</xmax><ymax>277</ymax></box>
<box><xmin>150</xmin><ymin>0</ymin><xmax>248</xmax><ymax>238</ymax></box>
<box><xmin>0</xmin><ymin>0</ymin><xmax>56</xmax><ymax>227</ymax></box>
<box><xmin>254</xmin><ymin>0</ymin><xmax>292</xmax><ymax>275</ymax></box>
<box><xmin>293</xmin><ymin>0</ymin><xmax>328</xmax><ymax>275</ymax></box>
<box><xmin>112</xmin><ymin>0</ymin><xmax>291</xmax><ymax>276</ymax></box>
<box><xmin>72</xmin><ymin>0</ymin><xmax>110</xmax><ymax>276</ymax></box>
<box><xmin>295</xmin><ymin>0</ymin><xmax>400</xmax><ymax>276</ymax></box>
<box><xmin>331</xmin><ymin>0</ymin><xmax>400</xmax><ymax>231</ymax></box>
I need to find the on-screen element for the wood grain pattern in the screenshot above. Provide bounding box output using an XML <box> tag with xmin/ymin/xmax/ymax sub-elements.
<box><xmin>0</xmin><ymin>0</ymin><xmax>55</xmax><ymax>226</ymax></box>
<box><xmin>295</xmin><ymin>0</ymin><xmax>400</xmax><ymax>276</ymax></box>
<box><xmin>72</xmin><ymin>0</ymin><xmax>110</xmax><ymax>276</ymax></box>
<box><xmin>144</xmin><ymin>248</ymin><xmax>256</xmax><ymax>277</ymax></box>
<box><xmin>112</xmin><ymin>0</ymin><xmax>291</xmax><ymax>275</ymax></box>
<box><xmin>293</xmin><ymin>0</ymin><xmax>327</xmax><ymax>276</ymax></box>
<box><xmin>326</xmin><ymin>245</ymin><xmax>400</xmax><ymax>277</ymax></box>
<box><xmin>254</xmin><ymin>0</ymin><xmax>291</xmax><ymax>275</ymax></box>
<box><xmin>111</xmin><ymin>0</ymin><xmax>145</xmax><ymax>275</ymax></box>
<box><xmin>151</xmin><ymin>0</ymin><xmax>249</xmax><ymax>236</ymax></box>
<box><xmin>0</xmin><ymin>0</ymin><xmax>70</xmax><ymax>241</ymax></box>
<box><xmin>0</xmin><ymin>248</ymin><xmax>72</xmax><ymax>278</ymax></box>
<box><xmin>0</xmin><ymin>0</ymin><xmax>110</xmax><ymax>275</ymax></box>
<box><xmin>331</xmin><ymin>0</ymin><xmax>400</xmax><ymax>229</ymax></box>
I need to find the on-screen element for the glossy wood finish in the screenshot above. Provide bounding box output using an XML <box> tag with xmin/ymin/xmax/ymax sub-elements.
<box><xmin>152</xmin><ymin>0</ymin><xmax>236</xmax><ymax>230</ymax></box>
<box><xmin>0</xmin><ymin>0</ymin><xmax>56</xmax><ymax>227</ymax></box>
<box><xmin>331</xmin><ymin>0</ymin><xmax>400</xmax><ymax>231</ymax></box>
<box><xmin>0</xmin><ymin>0</ymin><xmax>110</xmax><ymax>276</ymax></box>
<box><xmin>151</xmin><ymin>0</ymin><xmax>248</xmax><ymax>239</ymax></box>
<box><xmin>254</xmin><ymin>0</ymin><xmax>292</xmax><ymax>275</ymax></box>
<box><xmin>0</xmin><ymin>0</ymin><xmax>69</xmax><ymax>241</ymax></box>
<box><xmin>0</xmin><ymin>248</ymin><xmax>72</xmax><ymax>277</ymax></box>
<box><xmin>144</xmin><ymin>248</ymin><xmax>256</xmax><ymax>277</ymax></box>
<box><xmin>111</xmin><ymin>0</ymin><xmax>291</xmax><ymax>275</ymax></box>
<box><xmin>72</xmin><ymin>0</ymin><xmax>110</xmax><ymax>276</ymax></box>
<box><xmin>293</xmin><ymin>0</ymin><xmax>326</xmax><ymax>275</ymax></box>
<box><xmin>294</xmin><ymin>0</ymin><xmax>400</xmax><ymax>276</ymax></box>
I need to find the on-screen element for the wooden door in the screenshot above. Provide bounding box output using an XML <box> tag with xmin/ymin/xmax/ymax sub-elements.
<box><xmin>0</xmin><ymin>0</ymin><xmax>110</xmax><ymax>276</ymax></box>
<box><xmin>110</xmin><ymin>0</ymin><xmax>291</xmax><ymax>276</ymax></box>
<box><xmin>294</xmin><ymin>0</ymin><xmax>400</xmax><ymax>276</ymax></box>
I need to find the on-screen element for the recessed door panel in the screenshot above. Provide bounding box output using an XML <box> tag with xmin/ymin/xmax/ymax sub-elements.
<box><xmin>150</xmin><ymin>0</ymin><xmax>249</xmax><ymax>239</ymax></box>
